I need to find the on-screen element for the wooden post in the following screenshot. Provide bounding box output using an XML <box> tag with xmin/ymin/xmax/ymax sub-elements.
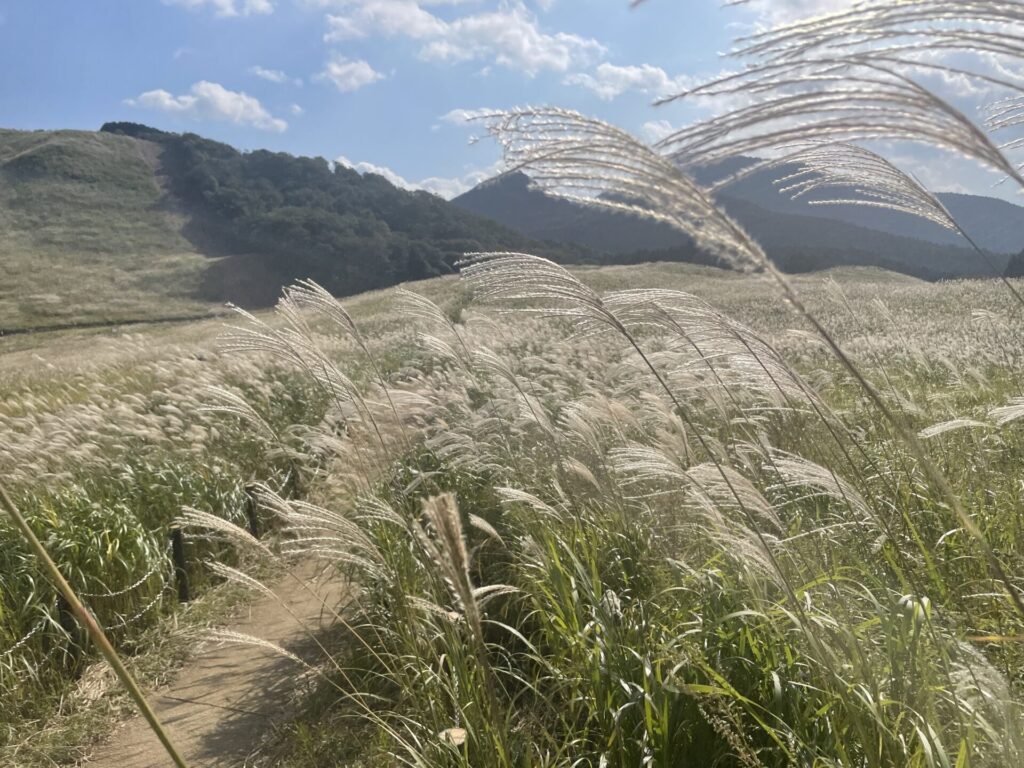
<box><xmin>57</xmin><ymin>593</ymin><xmax>86</xmax><ymax>668</ymax></box>
<box><xmin>170</xmin><ymin>528</ymin><xmax>190</xmax><ymax>603</ymax></box>
<box><xmin>244</xmin><ymin>485</ymin><xmax>260</xmax><ymax>540</ymax></box>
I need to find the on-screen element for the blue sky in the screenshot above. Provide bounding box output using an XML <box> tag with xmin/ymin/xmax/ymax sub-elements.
<box><xmin>0</xmin><ymin>0</ymin><xmax>1017</xmax><ymax>200</ymax></box>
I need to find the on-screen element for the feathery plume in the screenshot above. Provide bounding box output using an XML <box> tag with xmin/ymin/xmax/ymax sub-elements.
<box><xmin>658</xmin><ymin>60</ymin><xmax>1024</xmax><ymax>189</ymax></box>
<box><xmin>764</xmin><ymin>143</ymin><xmax>958</xmax><ymax>230</ymax></box>
<box><xmin>919</xmin><ymin>418</ymin><xmax>990</xmax><ymax>439</ymax></box>
<box><xmin>176</xmin><ymin>507</ymin><xmax>274</xmax><ymax>558</ymax></box>
<box><xmin>476</xmin><ymin>108</ymin><xmax>769</xmax><ymax>270</ymax></box>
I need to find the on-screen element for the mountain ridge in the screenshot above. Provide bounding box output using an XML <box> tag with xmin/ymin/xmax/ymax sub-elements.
<box><xmin>452</xmin><ymin>169</ymin><xmax>1017</xmax><ymax>280</ymax></box>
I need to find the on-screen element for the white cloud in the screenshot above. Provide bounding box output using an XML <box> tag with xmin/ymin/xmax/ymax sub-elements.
<box><xmin>249</xmin><ymin>65</ymin><xmax>302</xmax><ymax>86</ymax></box>
<box><xmin>640</xmin><ymin>119</ymin><xmax>675</xmax><ymax>143</ymax></box>
<box><xmin>565</xmin><ymin>62</ymin><xmax>695</xmax><ymax>101</ymax></box>
<box><xmin>324</xmin><ymin>1</ymin><xmax>604</xmax><ymax>77</ymax></box>
<box><xmin>336</xmin><ymin>154</ymin><xmax>500</xmax><ymax>198</ymax></box>
<box><xmin>290</xmin><ymin>103</ymin><xmax>305</xmax><ymax>115</ymax></box>
<box><xmin>439</xmin><ymin>107</ymin><xmax>495</xmax><ymax>125</ymax></box>
<box><xmin>316</xmin><ymin>55</ymin><xmax>387</xmax><ymax>92</ymax></box>
<box><xmin>125</xmin><ymin>81</ymin><xmax>288</xmax><ymax>132</ymax></box>
<box><xmin>740</xmin><ymin>0</ymin><xmax>854</xmax><ymax>25</ymax></box>
<box><xmin>337</xmin><ymin>155</ymin><xmax>413</xmax><ymax>188</ymax></box>
<box><xmin>163</xmin><ymin>0</ymin><xmax>273</xmax><ymax>18</ymax></box>
<box><xmin>325</xmin><ymin>1</ymin><xmax>445</xmax><ymax>40</ymax></box>
<box><xmin>418</xmin><ymin>165</ymin><xmax>498</xmax><ymax>198</ymax></box>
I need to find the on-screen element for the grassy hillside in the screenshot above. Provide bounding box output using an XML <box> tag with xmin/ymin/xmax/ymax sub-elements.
<box><xmin>0</xmin><ymin>129</ymin><xmax>213</xmax><ymax>330</ymax></box>
<box><xmin>0</xmin><ymin>125</ymin><xmax>568</xmax><ymax>332</ymax></box>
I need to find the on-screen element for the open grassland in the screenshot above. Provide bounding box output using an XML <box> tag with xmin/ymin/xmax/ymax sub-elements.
<box><xmin>0</xmin><ymin>129</ymin><xmax>214</xmax><ymax>330</ymax></box>
<box><xmin>3</xmin><ymin>264</ymin><xmax>1024</xmax><ymax>767</ymax></box>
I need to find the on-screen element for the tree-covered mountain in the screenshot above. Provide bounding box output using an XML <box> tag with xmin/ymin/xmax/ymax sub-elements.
<box><xmin>100</xmin><ymin>122</ymin><xmax>569</xmax><ymax>304</ymax></box>
<box><xmin>453</xmin><ymin>170</ymin><xmax>1014</xmax><ymax>281</ymax></box>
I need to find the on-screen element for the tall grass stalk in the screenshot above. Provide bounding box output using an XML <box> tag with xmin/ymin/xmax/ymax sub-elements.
<box><xmin>0</xmin><ymin>484</ymin><xmax>190</xmax><ymax>768</ymax></box>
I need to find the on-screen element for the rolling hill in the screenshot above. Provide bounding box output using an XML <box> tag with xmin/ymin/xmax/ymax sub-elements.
<box><xmin>0</xmin><ymin>124</ymin><xmax>558</xmax><ymax>331</ymax></box>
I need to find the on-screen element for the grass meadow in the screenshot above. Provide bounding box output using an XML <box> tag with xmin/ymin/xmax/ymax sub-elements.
<box><xmin>4</xmin><ymin>264</ymin><xmax>1023</xmax><ymax>766</ymax></box>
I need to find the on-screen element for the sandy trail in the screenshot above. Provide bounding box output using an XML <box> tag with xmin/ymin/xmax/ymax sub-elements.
<box><xmin>85</xmin><ymin>564</ymin><xmax>345</xmax><ymax>768</ymax></box>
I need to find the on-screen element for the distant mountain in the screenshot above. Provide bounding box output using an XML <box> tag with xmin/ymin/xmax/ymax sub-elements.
<box><xmin>454</xmin><ymin>172</ymin><xmax>697</xmax><ymax>255</ymax></box>
<box><xmin>690</xmin><ymin>156</ymin><xmax>1024</xmax><ymax>256</ymax></box>
<box><xmin>453</xmin><ymin>169</ymin><xmax>1014</xmax><ymax>281</ymax></box>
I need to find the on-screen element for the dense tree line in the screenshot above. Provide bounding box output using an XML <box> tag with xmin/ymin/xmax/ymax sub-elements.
<box><xmin>101</xmin><ymin>122</ymin><xmax>569</xmax><ymax>299</ymax></box>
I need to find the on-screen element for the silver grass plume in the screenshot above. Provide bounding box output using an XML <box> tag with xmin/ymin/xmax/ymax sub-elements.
<box><xmin>251</xmin><ymin>484</ymin><xmax>385</xmax><ymax>575</ymax></box>
<box><xmin>415</xmin><ymin>493</ymin><xmax>481</xmax><ymax>641</ymax></box>
<box><xmin>727</xmin><ymin>1</ymin><xmax>1024</xmax><ymax>76</ymax></box>
<box><xmin>206</xmin><ymin>561</ymin><xmax>278</xmax><ymax>601</ymax></box>
<box><xmin>919</xmin><ymin>418</ymin><xmax>990</xmax><ymax>439</ymax></box>
<box><xmin>601</xmin><ymin>287</ymin><xmax>825</xmax><ymax>411</ymax></box>
<box><xmin>683</xmin><ymin>463</ymin><xmax>785</xmax><ymax>582</ymax></box>
<box><xmin>764</xmin><ymin>143</ymin><xmax>958</xmax><ymax>230</ymax></box>
<box><xmin>460</xmin><ymin>251</ymin><xmax>639</xmax><ymax>327</ymax></box>
<box><xmin>285</xmin><ymin>280</ymin><xmax>413</xmax><ymax>447</ymax></box>
<box><xmin>990</xmin><ymin>397</ymin><xmax>1024</xmax><ymax>425</ymax></box>
<box><xmin>657</xmin><ymin>60</ymin><xmax>1024</xmax><ymax>189</ymax></box>
<box><xmin>496</xmin><ymin>486</ymin><xmax>568</xmax><ymax>521</ymax></box>
<box><xmin>203</xmin><ymin>628</ymin><xmax>308</xmax><ymax>668</ymax></box>
<box><xmin>282</xmin><ymin>279</ymin><xmax>362</xmax><ymax>347</ymax></box>
<box><xmin>686</xmin><ymin>463</ymin><xmax>783</xmax><ymax>536</ymax></box>
<box><xmin>198</xmin><ymin>385</ymin><xmax>280</xmax><ymax>442</ymax></box>
<box><xmin>477</xmin><ymin>109</ymin><xmax>769</xmax><ymax>271</ymax></box>
<box><xmin>414</xmin><ymin>493</ymin><xmax>514</xmax><ymax>661</ymax></box>
<box><xmin>760</xmin><ymin>142</ymin><xmax>1024</xmax><ymax>302</ymax></box>
<box><xmin>725</xmin><ymin>0</ymin><xmax>1024</xmax><ymax>114</ymax></box>
<box><xmin>353</xmin><ymin>494</ymin><xmax>407</xmax><ymax>528</ymax></box>
<box><xmin>176</xmin><ymin>507</ymin><xmax>274</xmax><ymax>558</ymax></box>
<box><xmin>609</xmin><ymin>443</ymin><xmax>689</xmax><ymax>490</ymax></box>
<box><xmin>767</xmin><ymin>451</ymin><xmax>872</xmax><ymax>525</ymax></box>
<box><xmin>985</xmin><ymin>95</ymin><xmax>1024</xmax><ymax>150</ymax></box>
<box><xmin>949</xmin><ymin>641</ymin><xmax>1021</xmax><ymax>758</ymax></box>
<box><xmin>221</xmin><ymin>307</ymin><xmax>362</xmax><ymax>408</ymax></box>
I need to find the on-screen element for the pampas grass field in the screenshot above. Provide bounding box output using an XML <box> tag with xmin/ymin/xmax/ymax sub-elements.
<box><xmin>4</xmin><ymin>262</ymin><xmax>1024</xmax><ymax>766</ymax></box>
<box><xmin>6</xmin><ymin>1</ymin><xmax>1024</xmax><ymax>765</ymax></box>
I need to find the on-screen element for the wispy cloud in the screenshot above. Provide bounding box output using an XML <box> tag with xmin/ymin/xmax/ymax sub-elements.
<box><xmin>249</xmin><ymin>65</ymin><xmax>302</xmax><ymax>86</ymax></box>
<box><xmin>125</xmin><ymin>81</ymin><xmax>288</xmax><ymax>132</ymax></box>
<box><xmin>640</xmin><ymin>119</ymin><xmax>675</xmax><ymax>143</ymax></box>
<box><xmin>739</xmin><ymin>0</ymin><xmax>855</xmax><ymax>25</ymax></box>
<box><xmin>336</xmin><ymin>154</ymin><xmax>500</xmax><ymax>198</ymax></box>
<box><xmin>316</xmin><ymin>54</ymin><xmax>386</xmax><ymax>92</ymax></box>
<box><xmin>439</xmin><ymin>107</ymin><xmax>495</xmax><ymax>125</ymax></box>
<box><xmin>564</xmin><ymin>62</ymin><xmax>695</xmax><ymax>101</ymax></box>
<box><xmin>163</xmin><ymin>0</ymin><xmax>274</xmax><ymax>18</ymax></box>
<box><xmin>324</xmin><ymin>1</ymin><xmax>604</xmax><ymax>77</ymax></box>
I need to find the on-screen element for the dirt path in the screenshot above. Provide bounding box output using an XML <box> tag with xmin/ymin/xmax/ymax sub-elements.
<box><xmin>85</xmin><ymin>564</ymin><xmax>345</xmax><ymax>768</ymax></box>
